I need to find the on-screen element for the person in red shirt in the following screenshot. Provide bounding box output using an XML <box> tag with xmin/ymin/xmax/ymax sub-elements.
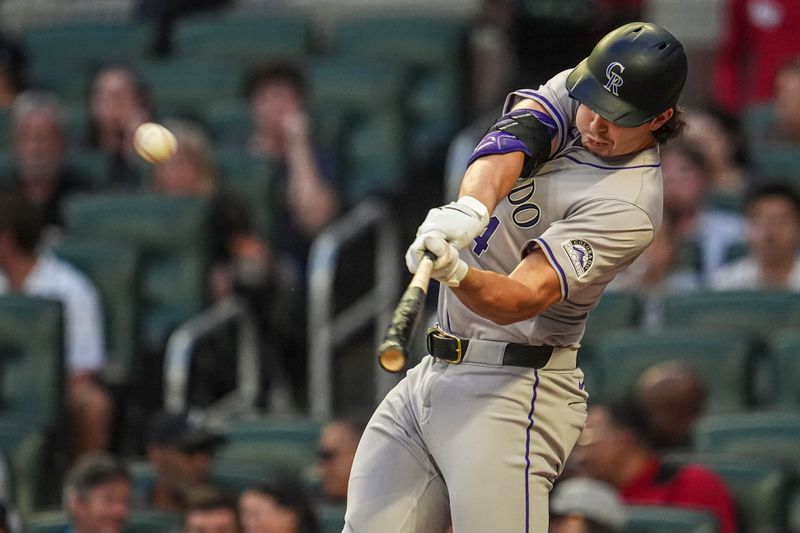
<box><xmin>715</xmin><ymin>0</ymin><xmax>800</xmax><ymax>114</ymax></box>
<box><xmin>573</xmin><ymin>401</ymin><xmax>738</xmax><ymax>533</ymax></box>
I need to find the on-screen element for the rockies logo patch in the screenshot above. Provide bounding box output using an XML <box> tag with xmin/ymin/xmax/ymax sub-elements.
<box><xmin>562</xmin><ymin>239</ymin><xmax>594</xmax><ymax>278</ymax></box>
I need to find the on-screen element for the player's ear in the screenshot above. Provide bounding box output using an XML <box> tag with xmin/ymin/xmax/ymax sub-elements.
<box><xmin>648</xmin><ymin>108</ymin><xmax>674</xmax><ymax>131</ymax></box>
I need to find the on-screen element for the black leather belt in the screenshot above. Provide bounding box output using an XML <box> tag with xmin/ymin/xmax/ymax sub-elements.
<box><xmin>426</xmin><ymin>328</ymin><xmax>554</xmax><ymax>368</ymax></box>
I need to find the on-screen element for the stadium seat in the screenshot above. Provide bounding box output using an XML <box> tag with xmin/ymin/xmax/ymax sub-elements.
<box><xmin>663</xmin><ymin>452</ymin><xmax>790</xmax><ymax>533</ymax></box>
<box><xmin>138</xmin><ymin>60</ymin><xmax>246</xmax><ymax>117</ymax></box>
<box><xmin>590</xmin><ymin>330</ymin><xmax>752</xmax><ymax>411</ymax></box>
<box><xmin>0</xmin><ymin>109</ymin><xmax>10</xmax><ymax>150</ymax></box>
<box><xmin>332</xmin><ymin>16</ymin><xmax>467</xmax><ymax>159</ymax></box>
<box><xmin>772</xmin><ymin>330</ymin><xmax>800</xmax><ymax>407</ymax></box>
<box><xmin>0</xmin><ymin>296</ymin><xmax>64</xmax><ymax>428</ymax></box>
<box><xmin>309</xmin><ymin>59</ymin><xmax>407</xmax><ymax>203</ymax></box>
<box><xmin>65</xmin><ymin>150</ymin><xmax>112</xmax><ymax>188</ymax></box>
<box><xmin>663</xmin><ymin>291</ymin><xmax>800</xmax><ymax>339</ymax></box>
<box><xmin>63</xmin><ymin>194</ymin><xmax>211</xmax><ymax>348</ymax></box>
<box><xmin>694</xmin><ymin>412</ymin><xmax>800</xmax><ymax>473</ymax></box>
<box><xmin>624</xmin><ymin>505</ymin><xmax>719</xmax><ymax>533</ymax></box>
<box><xmin>173</xmin><ymin>14</ymin><xmax>311</xmax><ymax>66</ymax></box>
<box><xmin>215</xmin><ymin>417</ymin><xmax>322</xmax><ymax>477</ymax></box>
<box><xmin>0</xmin><ymin>151</ymin><xmax>15</xmax><ymax>188</ymax></box>
<box><xmin>25</xmin><ymin>509</ymin><xmax>180</xmax><ymax>533</ymax></box>
<box><xmin>54</xmin><ymin>238</ymin><xmax>140</xmax><ymax>381</ymax></box>
<box><xmin>316</xmin><ymin>503</ymin><xmax>346</xmax><ymax>533</ymax></box>
<box><xmin>214</xmin><ymin>151</ymin><xmax>275</xmax><ymax>240</ymax></box>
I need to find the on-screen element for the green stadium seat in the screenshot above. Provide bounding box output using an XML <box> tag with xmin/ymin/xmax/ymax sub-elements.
<box><xmin>0</xmin><ymin>296</ymin><xmax>65</xmax><ymax>511</ymax></box>
<box><xmin>663</xmin><ymin>291</ymin><xmax>800</xmax><ymax>339</ymax></box>
<box><xmin>0</xmin><ymin>151</ymin><xmax>15</xmax><ymax>188</ymax></box>
<box><xmin>215</xmin><ymin>417</ymin><xmax>322</xmax><ymax>477</ymax></box>
<box><xmin>624</xmin><ymin>505</ymin><xmax>719</xmax><ymax>533</ymax></box>
<box><xmin>173</xmin><ymin>14</ymin><xmax>311</xmax><ymax>65</ymax></box>
<box><xmin>772</xmin><ymin>330</ymin><xmax>800</xmax><ymax>407</ymax></box>
<box><xmin>66</xmin><ymin>150</ymin><xmax>111</xmax><ymax>189</ymax></box>
<box><xmin>63</xmin><ymin>194</ymin><xmax>210</xmax><ymax>348</ymax></box>
<box><xmin>309</xmin><ymin>59</ymin><xmax>407</xmax><ymax>203</ymax></box>
<box><xmin>214</xmin><ymin>151</ymin><xmax>275</xmax><ymax>240</ymax></box>
<box><xmin>662</xmin><ymin>452</ymin><xmax>790</xmax><ymax>533</ymax></box>
<box><xmin>316</xmin><ymin>503</ymin><xmax>346</xmax><ymax>533</ymax></box>
<box><xmin>54</xmin><ymin>239</ymin><xmax>140</xmax><ymax>381</ymax></box>
<box><xmin>139</xmin><ymin>60</ymin><xmax>246</xmax><ymax>117</ymax></box>
<box><xmin>0</xmin><ymin>109</ymin><xmax>10</xmax><ymax>150</ymax></box>
<box><xmin>590</xmin><ymin>330</ymin><xmax>752</xmax><ymax>411</ymax></box>
<box><xmin>694</xmin><ymin>412</ymin><xmax>800</xmax><ymax>473</ymax></box>
<box><xmin>22</xmin><ymin>21</ymin><xmax>150</xmax><ymax>67</ymax></box>
<box><xmin>332</xmin><ymin>17</ymin><xmax>467</xmax><ymax>158</ymax></box>
<box><xmin>0</xmin><ymin>296</ymin><xmax>64</xmax><ymax>428</ymax></box>
<box><xmin>24</xmin><ymin>509</ymin><xmax>181</xmax><ymax>533</ymax></box>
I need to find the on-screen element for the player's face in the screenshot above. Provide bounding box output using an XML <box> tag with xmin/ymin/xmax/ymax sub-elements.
<box><xmin>575</xmin><ymin>104</ymin><xmax>671</xmax><ymax>158</ymax></box>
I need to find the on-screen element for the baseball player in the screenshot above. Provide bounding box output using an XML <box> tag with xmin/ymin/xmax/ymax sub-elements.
<box><xmin>344</xmin><ymin>22</ymin><xmax>688</xmax><ymax>533</ymax></box>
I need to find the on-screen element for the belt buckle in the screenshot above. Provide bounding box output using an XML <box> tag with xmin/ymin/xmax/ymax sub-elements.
<box><xmin>427</xmin><ymin>325</ymin><xmax>463</xmax><ymax>364</ymax></box>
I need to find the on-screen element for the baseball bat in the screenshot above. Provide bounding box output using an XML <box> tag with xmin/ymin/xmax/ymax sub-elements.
<box><xmin>377</xmin><ymin>251</ymin><xmax>436</xmax><ymax>373</ymax></box>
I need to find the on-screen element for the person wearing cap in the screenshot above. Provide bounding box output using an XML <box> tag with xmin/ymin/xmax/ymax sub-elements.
<box><xmin>142</xmin><ymin>411</ymin><xmax>223</xmax><ymax>512</ymax></box>
<box><xmin>549</xmin><ymin>478</ymin><xmax>626</xmax><ymax>533</ymax></box>
<box><xmin>346</xmin><ymin>22</ymin><xmax>688</xmax><ymax>533</ymax></box>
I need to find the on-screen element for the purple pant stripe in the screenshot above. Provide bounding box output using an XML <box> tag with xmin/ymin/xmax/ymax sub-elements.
<box><xmin>524</xmin><ymin>369</ymin><xmax>540</xmax><ymax>532</ymax></box>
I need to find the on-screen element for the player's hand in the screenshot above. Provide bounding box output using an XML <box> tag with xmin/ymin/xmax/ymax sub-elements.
<box><xmin>405</xmin><ymin>233</ymin><xmax>468</xmax><ymax>287</ymax></box>
<box><xmin>416</xmin><ymin>196</ymin><xmax>490</xmax><ymax>250</ymax></box>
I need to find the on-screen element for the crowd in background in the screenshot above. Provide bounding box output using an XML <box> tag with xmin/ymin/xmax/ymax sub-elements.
<box><xmin>0</xmin><ymin>0</ymin><xmax>799</xmax><ymax>531</ymax></box>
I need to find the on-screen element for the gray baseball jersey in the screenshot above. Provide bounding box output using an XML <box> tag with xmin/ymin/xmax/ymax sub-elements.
<box><xmin>344</xmin><ymin>69</ymin><xmax>664</xmax><ymax>533</ymax></box>
<box><xmin>440</xmin><ymin>69</ymin><xmax>662</xmax><ymax>349</ymax></box>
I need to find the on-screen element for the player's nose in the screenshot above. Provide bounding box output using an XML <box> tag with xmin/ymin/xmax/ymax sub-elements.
<box><xmin>588</xmin><ymin>111</ymin><xmax>609</xmax><ymax>132</ymax></box>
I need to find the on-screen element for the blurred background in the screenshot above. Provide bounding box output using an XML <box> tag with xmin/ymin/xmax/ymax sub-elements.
<box><xmin>0</xmin><ymin>0</ymin><xmax>799</xmax><ymax>532</ymax></box>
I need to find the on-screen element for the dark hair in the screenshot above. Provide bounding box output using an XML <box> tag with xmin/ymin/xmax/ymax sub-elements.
<box><xmin>245</xmin><ymin>481</ymin><xmax>321</xmax><ymax>533</ymax></box>
<box><xmin>0</xmin><ymin>31</ymin><xmax>26</xmax><ymax>92</ymax></box>
<box><xmin>63</xmin><ymin>453</ymin><xmax>130</xmax><ymax>504</ymax></box>
<box><xmin>777</xmin><ymin>56</ymin><xmax>800</xmax><ymax>79</ymax></box>
<box><xmin>604</xmin><ymin>398</ymin><xmax>654</xmax><ymax>448</ymax></box>
<box><xmin>653</xmin><ymin>106</ymin><xmax>687</xmax><ymax>145</ymax></box>
<box><xmin>86</xmin><ymin>62</ymin><xmax>152</xmax><ymax>148</ymax></box>
<box><xmin>335</xmin><ymin>414</ymin><xmax>369</xmax><ymax>440</ymax></box>
<box><xmin>661</xmin><ymin>139</ymin><xmax>711</xmax><ymax>175</ymax></box>
<box><xmin>183</xmin><ymin>488</ymin><xmax>239</xmax><ymax>527</ymax></box>
<box><xmin>244</xmin><ymin>62</ymin><xmax>308</xmax><ymax>103</ymax></box>
<box><xmin>744</xmin><ymin>182</ymin><xmax>800</xmax><ymax>216</ymax></box>
<box><xmin>695</xmin><ymin>104</ymin><xmax>749</xmax><ymax>166</ymax></box>
<box><xmin>0</xmin><ymin>192</ymin><xmax>43</xmax><ymax>253</ymax></box>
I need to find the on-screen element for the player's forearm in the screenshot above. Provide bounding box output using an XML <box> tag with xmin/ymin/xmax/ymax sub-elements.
<box><xmin>451</xmin><ymin>268</ymin><xmax>551</xmax><ymax>325</ymax></box>
<box><xmin>459</xmin><ymin>153</ymin><xmax>525</xmax><ymax>213</ymax></box>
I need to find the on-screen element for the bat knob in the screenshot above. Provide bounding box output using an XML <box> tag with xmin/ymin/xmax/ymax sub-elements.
<box><xmin>378</xmin><ymin>344</ymin><xmax>406</xmax><ymax>373</ymax></box>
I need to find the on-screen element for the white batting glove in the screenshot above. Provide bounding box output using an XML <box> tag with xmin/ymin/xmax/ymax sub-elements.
<box><xmin>405</xmin><ymin>233</ymin><xmax>468</xmax><ymax>287</ymax></box>
<box><xmin>416</xmin><ymin>196</ymin><xmax>490</xmax><ymax>250</ymax></box>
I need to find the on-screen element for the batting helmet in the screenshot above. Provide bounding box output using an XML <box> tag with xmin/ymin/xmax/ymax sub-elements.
<box><xmin>566</xmin><ymin>22</ymin><xmax>688</xmax><ymax>127</ymax></box>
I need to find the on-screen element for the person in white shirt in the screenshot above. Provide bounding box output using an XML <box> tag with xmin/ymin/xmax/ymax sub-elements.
<box><xmin>0</xmin><ymin>192</ymin><xmax>112</xmax><ymax>456</ymax></box>
<box><xmin>712</xmin><ymin>183</ymin><xmax>800</xmax><ymax>291</ymax></box>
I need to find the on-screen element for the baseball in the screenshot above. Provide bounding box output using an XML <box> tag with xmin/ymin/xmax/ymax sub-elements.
<box><xmin>133</xmin><ymin>122</ymin><xmax>177</xmax><ymax>163</ymax></box>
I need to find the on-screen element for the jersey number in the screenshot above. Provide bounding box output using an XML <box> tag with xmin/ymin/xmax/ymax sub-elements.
<box><xmin>473</xmin><ymin>216</ymin><xmax>499</xmax><ymax>256</ymax></box>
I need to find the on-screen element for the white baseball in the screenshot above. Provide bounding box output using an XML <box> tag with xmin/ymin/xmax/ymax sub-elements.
<box><xmin>133</xmin><ymin>122</ymin><xmax>177</xmax><ymax>164</ymax></box>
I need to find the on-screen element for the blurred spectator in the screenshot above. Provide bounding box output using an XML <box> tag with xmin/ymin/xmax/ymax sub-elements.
<box><xmin>314</xmin><ymin>417</ymin><xmax>365</xmax><ymax>504</ymax></box>
<box><xmin>0</xmin><ymin>32</ymin><xmax>24</xmax><ymax>111</ymax></box>
<box><xmin>63</xmin><ymin>453</ymin><xmax>131</xmax><ymax>533</ymax></box>
<box><xmin>684</xmin><ymin>106</ymin><xmax>751</xmax><ymax>200</ymax></box>
<box><xmin>87</xmin><ymin>63</ymin><xmax>152</xmax><ymax>190</ymax></box>
<box><xmin>574</xmin><ymin>402</ymin><xmax>738</xmax><ymax>533</ymax></box>
<box><xmin>715</xmin><ymin>0</ymin><xmax>800</xmax><ymax>113</ymax></box>
<box><xmin>660</xmin><ymin>141</ymin><xmax>745</xmax><ymax>282</ymax></box>
<box><xmin>8</xmin><ymin>91</ymin><xmax>90</xmax><ymax>236</ymax></box>
<box><xmin>635</xmin><ymin>360</ymin><xmax>707</xmax><ymax>449</ymax></box>
<box><xmin>150</xmin><ymin>120</ymin><xmax>299</xmax><ymax>403</ymax></box>
<box><xmin>239</xmin><ymin>482</ymin><xmax>320</xmax><ymax>533</ymax></box>
<box><xmin>244</xmin><ymin>62</ymin><xmax>339</xmax><ymax>270</ymax></box>
<box><xmin>0</xmin><ymin>192</ymin><xmax>111</xmax><ymax>456</ymax></box>
<box><xmin>549</xmin><ymin>477</ymin><xmax>626</xmax><ymax>533</ymax></box>
<box><xmin>138</xmin><ymin>410</ymin><xmax>222</xmax><ymax>512</ymax></box>
<box><xmin>711</xmin><ymin>183</ymin><xmax>800</xmax><ymax>290</ymax></box>
<box><xmin>753</xmin><ymin>58</ymin><xmax>800</xmax><ymax>146</ymax></box>
<box><xmin>468</xmin><ymin>0</ymin><xmax>519</xmax><ymax>118</ymax></box>
<box><xmin>183</xmin><ymin>490</ymin><xmax>240</xmax><ymax>533</ymax></box>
